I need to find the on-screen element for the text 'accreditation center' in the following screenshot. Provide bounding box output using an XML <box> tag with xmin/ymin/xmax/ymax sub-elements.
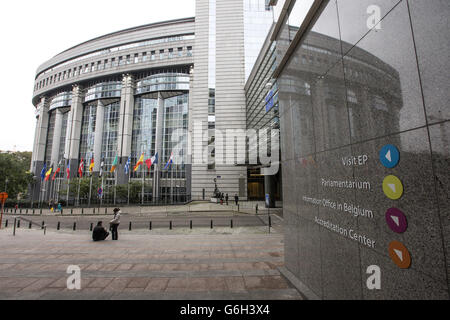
<box><xmin>30</xmin><ymin>0</ymin><xmax>450</xmax><ymax>300</ymax></box>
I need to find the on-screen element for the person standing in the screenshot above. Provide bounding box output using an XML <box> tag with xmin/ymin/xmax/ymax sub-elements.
<box><xmin>234</xmin><ymin>194</ymin><xmax>239</xmax><ymax>206</ymax></box>
<box><xmin>225</xmin><ymin>194</ymin><xmax>229</xmax><ymax>206</ymax></box>
<box><xmin>110</xmin><ymin>208</ymin><xmax>121</xmax><ymax>241</ymax></box>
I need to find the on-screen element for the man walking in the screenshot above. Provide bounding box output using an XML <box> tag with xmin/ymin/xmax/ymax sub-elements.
<box><xmin>110</xmin><ymin>208</ymin><xmax>121</xmax><ymax>241</ymax></box>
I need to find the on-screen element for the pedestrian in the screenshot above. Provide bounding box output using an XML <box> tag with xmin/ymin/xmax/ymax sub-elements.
<box><xmin>57</xmin><ymin>203</ymin><xmax>62</xmax><ymax>213</ymax></box>
<box><xmin>225</xmin><ymin>194</ymin><xmax>229</xmax><ymax>206</ymax></box>
<box><xmin>92</xmin><ymin>221</ymin><xmax>110</xmax><ymax>242</ymax></box>
<box><xmin>109</xmin><ymin>208</ymin><xmax>121</xmax><ymax>241</ymax></box>
<box><xmin>234</xmin><ymin>194</ymin><xmax>239</xmax><ymax>206</ymax></box>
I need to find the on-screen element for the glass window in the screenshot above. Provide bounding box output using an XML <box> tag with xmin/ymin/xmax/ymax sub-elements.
<box><xmin>187</xmin><ymin>46</ymin><xmax>192</xmax><ymax>57</ymax></box>
<box><xmin>168</xmin><ymin>48</ymin><xmax>174</xmax><ymax>59</ymax></box>
<box><xmin>160</xmin><ymin>50</ymin><xmax>165</xmax><ymax>59</ymax></box>
<box><xmin>134</xmin><ymin>54</ymin><xmax>139</xmax><ymax>63</ymax></box>
<box><xmin>178</xmin><ymin>47</ymin><xmax>183</xmax><ymax>57</ymax></box>
<box><xmin>151</xmin><ymin>51</ymin><xmax>155</xmax><ymax>60</ymax></box>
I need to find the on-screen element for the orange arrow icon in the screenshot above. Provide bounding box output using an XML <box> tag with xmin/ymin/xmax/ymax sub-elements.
<box><xmin>388</xmin><ymin>241</ymin><xmax>411</xmax><ymax>269</ymax></box>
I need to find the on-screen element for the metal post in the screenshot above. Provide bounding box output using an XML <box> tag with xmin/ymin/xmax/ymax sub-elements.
<box><xmin>129</xmin><ymin>222</ymin><xmax>132</xmax><ymax>231</ymax></box>
<box><xmin>57</xmin><ymin>222</ymin><xmax>60</xmax><ymax>230</ymax></box>
<box><xmin>170</xmin><ymin>221</ymin><xmax>172</xmax><ymax>230</ymax></box>
<box><xmin>149</xmin><ymin>221</ymin><xmax>152</xmax><ymax>230</ymax></box>
<box><xmin>231</xmin><ymin>219</ymin><xmax>233</xmax><ymax>229</ymax></box>
<box><xmin>211</xmin><ymin>220</ymin><xmax>213</xmax><ymax>229</ymax></box>
<box><xmin>190</xmin><ymin>220</ymin><xmax>192</xmax><ymax>229</ymax></box>
<box><xmin>73</xmin><ymin>222</ymin><xmax>76</xmax><ymax>231</ymax></box>
<box><xmin>13</xmin><ymin>218</ymin><xmax>16</xmax><ymax>236</ymax></box>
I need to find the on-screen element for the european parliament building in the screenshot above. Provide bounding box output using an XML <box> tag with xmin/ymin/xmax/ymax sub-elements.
<box><xmin>30</xmin><ymin>0</ymin><xmax>274</xmax><ymax>205</ymax></box>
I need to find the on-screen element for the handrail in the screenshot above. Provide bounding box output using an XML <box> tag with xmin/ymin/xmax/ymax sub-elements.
<box><xmin>12</xmin><ymin>216</ymin><xmax>46</xmax><ymax>236</ymax></box>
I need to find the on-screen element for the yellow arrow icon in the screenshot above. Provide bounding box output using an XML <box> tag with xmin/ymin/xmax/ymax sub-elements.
<box><xmin>383</xmin><ymin>175</ymin><xmax>404</xmax><ymax>200</ymax></box>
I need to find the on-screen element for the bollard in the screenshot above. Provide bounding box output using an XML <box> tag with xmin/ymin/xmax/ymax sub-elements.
<box><xmin>71</xmin><ymin>209</ymin><xmax>73</xmax><ymax>215</ymax></box>
<box><xmin>170</xmin><ymin>221</ymin><xmax>172</xmax><ymax>230</ymax></box>
<box><xmin>81</xmin><ymin>208</ymin><xmax>84</xmax><ymax>215</ymax></box>
<box><xmin>13</xmin><ymin>218</ymin><xmax>16</xmax><ymax>236</ymax></box>
<box><xmin>256</xmin><ymin>204</ymin><xmax>258</xmax><ymax>214</ymax></box>
<box><xmin>57</xmin><ymin>222</ymin><xmax>61</xmax><ymax>230</ymax></box>
<box><xmin>41</xmin><ymin>221</ymin><xmax>45</xmax><ymax>230</ymax></box>
<box><xmin>149</xmin><ymin>221</ymin><xmax>152</xmax><ymax>230</ymax></box>
<box><xmin>29</xmin><ymin>221</ymin><xmax>32</xmax><ymax>229</ymax></box>
<box><xmin>90</xmin><ymin>223</ymin><xmax>93</xmax><ymax>232</ymax></box>
<box><xmin>73</xmin><ymin>222</ymin><xmax>77</xmax><ymax>231</ymax></box>
<box><xmin>105</xmin><ymin>208</ymin><xmax>107</xmax><ymax>214</ymax></box>
<box><xmin>211</xmin><ymin>220</ymin><xmax>213</xmax><ymax>229</ymax></box>
<box><xmin>268</xmin><ymin>215</ymin><xmax>272</xmax><ymax>234</ymax></box>
<box><xmin>129</xmin><ymin>222</ymin><xmax>132</xmax><ymax>231</ymax></box>
<box><xmin>17</xmin><ymin>220</ymin><xmax>20</xmax><ymax>228</ymax></box>
<box><xmin>231</xmin><ymin>219</ymin><xmax>233</xmax><ymax>229</ymax></box>
<box><xmin>5</xmin><ymin>220</ymin><xmax>8</xmax><ymax>228</ymax></box>
<box><xmin>190</xmin><ymin>220</ymin><xmax>193</xmax><ymax>229</ymax></box>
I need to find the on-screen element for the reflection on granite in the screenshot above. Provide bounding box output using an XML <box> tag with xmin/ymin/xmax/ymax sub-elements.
<box><xmin>278</xmin><ymin>0</ymin><xmax>450</xmax><ymax>299</ymax></box>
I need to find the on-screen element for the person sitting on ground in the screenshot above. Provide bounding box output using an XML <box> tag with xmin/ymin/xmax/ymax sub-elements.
<box><xmin>92</xmin><ymin>221</ymin><xmax>109</xmax><ymax>242</ymax></box>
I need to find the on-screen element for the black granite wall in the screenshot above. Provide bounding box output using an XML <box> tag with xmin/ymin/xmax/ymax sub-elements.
<box><xmin>278</xmin><ymin>0</ymin><xmax>449</xmax><ymax>299</ymax></box>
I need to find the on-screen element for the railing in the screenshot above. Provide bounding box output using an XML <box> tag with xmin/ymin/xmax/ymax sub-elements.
<box><xmin>10</xmin><ymin>216</ymin><xmax>47</xmax><ymax>236</ymax></box>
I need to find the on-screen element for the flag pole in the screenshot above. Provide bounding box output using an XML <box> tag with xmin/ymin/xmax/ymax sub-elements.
<box><xmin>114</xmin><ymin>170</ymin><xmax>117</xmax><ymax>205</ymax></box>
<box><xmin>88</xmin><ymin>173</ymin><xmax>92</xmax><ymax>207</ymax></box>
<box><xmin>77</xmin><ymin>177</ymin><xmax>81</xmax><ymax>207</ymax></box>
<box><xmin>127</xmin><ymin>164</ymin><xmax>131</xmax><ymax>206</ymax></box>
<box><xmin>141</xmin><ymin>163</ymin><xmax>145</xmax><ymax>205</ymax></box>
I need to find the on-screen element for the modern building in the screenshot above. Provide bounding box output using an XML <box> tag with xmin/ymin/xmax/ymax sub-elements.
<box><xmin>30</xmin><ymin>0</ymin><xmax>274</xmax><ymax>205</ymax></box>
<box><xmin>264</xmin><ymin>0</ymin><xmax>450</xmax><ymax>300</ymax></box>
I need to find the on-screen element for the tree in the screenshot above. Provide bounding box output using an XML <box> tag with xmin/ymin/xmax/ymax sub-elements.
<box><xmin>0</xmin><ymin>151</ymin><xmax>33</xmax><ymax>199</ymax></box>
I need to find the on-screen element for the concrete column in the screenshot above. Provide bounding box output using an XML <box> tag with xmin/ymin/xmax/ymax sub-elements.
<box><xmin>117</xmin><ymin>74</ymin><xmax>134</xmax><ymax>184</ymax></box>
<box><xmin>93</xmin><ymin>100</ymin><xmax>105</xmax><ymax>172</ymax></box>
<box><xmin>50</xmin><ymin>109</ymin><xmax>64</xmax><ymax>166</ymax></box>
<box><xmin>153</xmin><ymin>92</ymin><xmax>165</xmax><ymax>200</ymax></box>
<box><xmin>67</xmin><ymin>85</ymin><xmax>84</xmax><ymax>178</ymax></box>
<box><xmin>30</xmin><ymin>97</ymin><xmax>49</xmax><ymax>203</ymax></box>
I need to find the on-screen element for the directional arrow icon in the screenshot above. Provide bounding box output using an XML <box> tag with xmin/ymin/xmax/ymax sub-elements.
<box><xmin>379</xmin><ymin>144</ymin><xmax>400</xmax><ymax>168</ymax></box>
<box><xmin>386</xmin><ymin>208</ymin><xmax>408</xmax><ymax>233</ymax></box>
<box><xmin>383</xmin><ymin>175</ymin><xmax>404</xmax><ymax>200</ymax></box>
<box><xmin>388</xmin><ymin>184</ymin><xmax>396</xmax><ymax>193</ymax></box>
<box><xmin>391</xmin><ymin>215</ymin><xmax>400</xmax><ymax>227</ymax></box>
<box><xmin>385</xmin><ymin>150</ymin><xmax>392</xmax><ymax>162</ymax></box>
<box><xmin>394</xmin><ymin>249</ymin><xmax>403</xmax><ymax>261</ymax></box>
<box><xmin>389</xmin><ymin>241</ymin><xmax>411</xmax><ymax>269</ymax></box>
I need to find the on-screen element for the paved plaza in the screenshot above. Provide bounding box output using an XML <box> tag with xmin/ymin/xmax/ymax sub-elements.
<box><xmin>0</xmin><ymin>224</ymin><xmax>302</xmax><ymax>300</ymax></box>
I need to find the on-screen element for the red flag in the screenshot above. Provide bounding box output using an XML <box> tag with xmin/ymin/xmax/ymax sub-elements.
<box><xmin>52</xmin><ymin>167</ymin><xmax>61</xmax><ymax>181</ymax></box>
<box><xmin>78</xmin><ymin>158</ymin><xmax>84</xmax><ymax>178</ymax></box>
<box><xmin>66</xmin><ymin>160</ymin><xmax>71</xmax><ymax>180</ymax></box>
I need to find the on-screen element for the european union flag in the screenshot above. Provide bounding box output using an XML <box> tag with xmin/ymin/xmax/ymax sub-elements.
<box><xmin>40</xmin><ymin>163</ymin><xmax>47</xmax><ymax>181</ymax></box>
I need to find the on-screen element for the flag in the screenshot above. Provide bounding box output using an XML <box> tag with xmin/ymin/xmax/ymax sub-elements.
<box><xmin>110</xmin><ymin>156</ymin><xmax>118</xmax><ymax>173</ymax></box>
<box><xmin>99</xmin><ymin>159</ymin><xmax>105</xmax><ymax>177</ymax></box>
<box><xmin>134</xmin><ymin>153</ymin><xmax>145</xmax><ymax>172</ymax></box>
<box><xmin>145</xmin><ymin>153</ymin><xmax>159</xmax><ymax>170</ymax></box>
<box><xmin>52</xmin><ymin>160</ymin><xmax>63</xmax><ymax>181</ymax></box>
<box><xmin>52</xmin><ymin>167</ymin><xmax>61</xmax><ymax>181</ymax></box>
<box><xmin>78</xmin><ymin>158</ymin><xmax>84</xmax><ymax>178</ymax></box>
<box><xmin>66</xmin><ymin>160</ymin><xmax>71</xmax><ymax>180</ymax></box>
<box><xmin>124</xmin><ymin>156</ymin><xmax>131</xmax><ymax>175</ymax></box>
<box><xmin>44</xmin><ymin>167</ymin><xmax>53</xmax><ymax>182</ymax></box>
<box><xmin>89</xmin><ymin>157</ymin><xmax>95</xmax><ymax>174</ymax></box>
<box><xmin>40</xmin><ymin>163</ymin><xmax>47</xmax><ymax>181</ymax></box>
<box><xmin>164</xmin><ymin>152</ymin><xmax>174</xmax><ymax>170</ymax></box>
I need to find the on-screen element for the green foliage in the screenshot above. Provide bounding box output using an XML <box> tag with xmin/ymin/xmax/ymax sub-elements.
<box><xmin>59</xmin><ymin>176</ymin><xmax>102</xmax><ymax>201</ymax></box>
<box><xmin>0</xmin><ymin>151</ymin><xmax>33</xmax><ymax>199</ymax></box>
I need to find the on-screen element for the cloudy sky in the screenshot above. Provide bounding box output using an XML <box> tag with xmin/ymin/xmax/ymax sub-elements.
<box><xmin>0</xmin><ymin>0</ymin><xmax>196</xmax><ymax>152</ymax></box>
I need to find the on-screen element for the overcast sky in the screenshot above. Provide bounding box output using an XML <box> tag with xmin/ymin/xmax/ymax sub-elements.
<box><xmin>0</xmin><ymin>0</ymin><xmax>196</xmax><ymax>152</ymax></box>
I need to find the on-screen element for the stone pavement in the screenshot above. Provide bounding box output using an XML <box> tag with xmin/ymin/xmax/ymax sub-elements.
<box><xmin>0</xmin><ymin>227</ymin><xmax>302</xmax><ymax>300</ymax></box>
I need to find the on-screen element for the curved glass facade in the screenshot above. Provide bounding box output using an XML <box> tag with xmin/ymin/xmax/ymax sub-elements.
<box><xmin>131</xmin><ymin>97</ymin><xmax>158</xmax><ymax>179</ymax></box>
<box><xmin>78</xmin><ymin>103</ymin><xmax>97</xmax><ymax>174</ymax></box>
<box><xmin>49</xmin><ymin>92</ymin><xmax>72</xmax><ymax>111</ymax></box>
<box><xmin>135</xmin><ymin>73</ymin><xmax>189</xmax><ymax>95</ymax></box>
<box><xmin>84</xmin><ymin>81</ymin><xmax>122</xmax><ymax>102</ymax></box>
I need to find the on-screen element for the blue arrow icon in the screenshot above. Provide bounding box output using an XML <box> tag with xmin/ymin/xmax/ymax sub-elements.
<box><xmin>379</xmin><ymin>144</ymin><xmax>400</xmax><ymax>168</ymax></box>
